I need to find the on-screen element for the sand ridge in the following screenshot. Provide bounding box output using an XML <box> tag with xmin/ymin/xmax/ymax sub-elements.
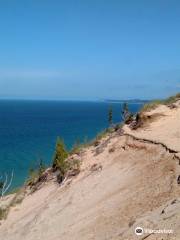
<box><xmin>0</xmin><ymin>103</ymin><xmax>180</xmax><ymax>240</ymax></box>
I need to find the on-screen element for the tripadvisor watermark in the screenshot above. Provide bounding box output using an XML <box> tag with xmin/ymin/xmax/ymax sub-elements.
<box><xmin>135</xmin><ymin>227</ymin><xmax>173</xmax><ymax>236</ymax></box>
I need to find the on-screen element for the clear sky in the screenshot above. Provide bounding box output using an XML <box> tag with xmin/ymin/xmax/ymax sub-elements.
<box><xmin>0</xmin><ymin>0</ymin><xmax>179</xmax><ymax>100</ymax></box>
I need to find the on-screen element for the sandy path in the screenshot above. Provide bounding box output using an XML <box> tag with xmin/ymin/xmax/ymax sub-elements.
<box><xmin>124</xmin><ymin>104</ymin><xmax>180</xmax><ymax>153</ymax></box>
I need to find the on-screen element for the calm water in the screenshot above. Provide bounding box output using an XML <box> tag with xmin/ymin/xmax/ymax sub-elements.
<box><xmin>0</xmin><ymin>100</ymin><xmax>143</xmax><ymax>190</ymax></box>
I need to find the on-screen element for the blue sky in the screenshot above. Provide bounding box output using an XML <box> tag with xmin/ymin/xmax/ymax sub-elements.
<box><xmin>0</xmin><ymin>0</ymin><xmax>179</xmax><ymax>100</ymax></box>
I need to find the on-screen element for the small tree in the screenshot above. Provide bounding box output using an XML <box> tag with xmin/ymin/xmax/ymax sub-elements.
<box><xmin>108</xmin><ymin>106</ymin><xmax>113</xmax><ymax>126</ymax></box>
<box><xmin>38</xmin><ymin>158</ymin><xmax>46</xmax><ymax>176</ymax></box>
<box><xmin>122</xmin><ymin>103</ymin><xmax>128</xmax><ymax>116</ymax></box>
<box><xmin>52</xmin><ymin>137</ymin><xmax>68</xmax><ymax>178</ymax></box>
<box><xmin>121</xmin><ymin>102</ymin><xmax>133</xmax><ymax>124</ymax></box>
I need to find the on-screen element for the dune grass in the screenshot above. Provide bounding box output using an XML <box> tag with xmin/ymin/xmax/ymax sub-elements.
<box><xmin>141</xmin><ymin>93</ymin><xmax>180</xmax><ymax>112</ymax></box>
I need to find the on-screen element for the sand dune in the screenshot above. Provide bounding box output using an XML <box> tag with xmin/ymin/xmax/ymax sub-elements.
<box><xmin>0</xmin><ymin>102</ymin><xmax>180</xmax><ymax>240</ymax></box>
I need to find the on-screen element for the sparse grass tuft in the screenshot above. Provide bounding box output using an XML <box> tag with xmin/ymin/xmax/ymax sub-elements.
<box><xmin>114</xmin><ymin>123</ymin><xmax>123</xmax><ymax>131</ymax></box>
<box><xmin>0</xmin><ymin>187</ymin><xmax>26</xmax><ymax>221</ymax></box>
<box><xmin>10</xmin><ymin>188</ymin><xmax>26</xmax><ymax>206</ymax></box>
<box><xmin>26</xmin><ymin>159</ymin><xmax>46</xmax><ymax>190</ymax></box>
<box><xmin>141</xmin><ymin>93</ymin><xmax>180</xmax><ymax>113</ymax></box>
<box><xmin>70</xmin><ymin>140</ymin><xmax>83</xmax><ymax>155</ymax></box>
<box><xmin>96</xmin><ymin>130</ymin><xmax>108</xmax><ymax>140</ymax></box>
<box><xmin>141</xmin><ymin>100</ymin><xmax>163</xmax><ymax>112</ymax></box>
<box><xmin>163</xmin><ymin>92</ymin><xmax>180</xmax><ymax>105</ymax></box>
<box><xmin>26</xmin><ymin>169</ymin><xmax>40</xmax><ymax>186</ymax></box>
<box><xmin>0</xmin><ymin>207</ymin><xmax>8</xmax><ymax>220</ymax></box>
<box><xmin>91</xmin><ymin>129</ymin><xmax>109</xmax><ymax>147</ymax></box>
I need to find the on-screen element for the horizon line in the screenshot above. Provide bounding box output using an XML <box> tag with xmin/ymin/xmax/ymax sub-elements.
<box><xmin>0</xmin><ymin>97</ymin><xmax>153</xmax><ymax>102</ymax></box>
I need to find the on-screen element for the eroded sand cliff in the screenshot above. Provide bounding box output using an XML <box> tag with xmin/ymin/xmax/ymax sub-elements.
<box><xmin>0</xmin><ymin>101</ymin><xmax>180</xmax><ymax>240</ymax></box>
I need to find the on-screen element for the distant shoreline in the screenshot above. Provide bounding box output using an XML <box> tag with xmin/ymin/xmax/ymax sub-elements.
<box><xmin>103</xmin><ymin>99</ymin><xmax>150</xmax><ymax>104</ymax></box>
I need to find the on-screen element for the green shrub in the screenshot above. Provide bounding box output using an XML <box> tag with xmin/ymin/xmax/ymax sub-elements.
<box><xmin>52</xmin><ymin>137</ymin><xmax>69</xmax><ymax>177</ymax></box>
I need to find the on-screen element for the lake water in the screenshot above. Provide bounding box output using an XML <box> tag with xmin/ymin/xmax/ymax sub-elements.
<box><xmin>0</xmin><ymin>100</ymin><xmax>143</xmax><ymax>190</ymax></box>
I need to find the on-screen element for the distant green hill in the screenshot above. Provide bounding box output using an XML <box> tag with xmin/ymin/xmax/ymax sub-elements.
<box><xmin>104</xmin><ymin>99</ymin><xmax>150</xmax><ymax>104</ymax></box>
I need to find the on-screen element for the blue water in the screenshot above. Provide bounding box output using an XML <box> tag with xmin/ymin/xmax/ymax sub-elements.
<box><xmin>0</xmin><ymin>100</ymin><xmax>143</xmax><ymax>190</ymax></box>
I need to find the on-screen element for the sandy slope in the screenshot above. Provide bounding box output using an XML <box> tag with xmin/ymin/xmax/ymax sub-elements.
<box><xmin>0</xmin><ymin>103</ymin><xmax>180</xmax><ymax>240</ymax></box>
<box><xmin>124</xmin><ymin>102</ymin><xmax>180</xmax><ymax>153</ymax></box>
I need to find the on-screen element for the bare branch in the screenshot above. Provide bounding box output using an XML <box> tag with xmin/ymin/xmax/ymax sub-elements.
<box><xmin>3</xmin><ymin>171</ymin><xmax>14</xmax><ymax>196</ymax></box>
<box><xmin>1</xmin><ymin>173</ymin><xmax>8</xmax><ymax>197</ymax></box>
<box><xmin>0</xmin><ymin>171</ymin><xmax>14</xmax><ymax>198</ymax></box>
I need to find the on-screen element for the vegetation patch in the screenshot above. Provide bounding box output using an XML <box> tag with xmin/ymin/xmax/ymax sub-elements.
<box><xmin>70</xmin><ymin>141</ymin><xmax>82</xmax><ymax>155</ymax></box>
<box><xmin>0</xmin><ymin>207</ymin><xmax>8</xmax><ymax>220</ymax></box>
<box><xmin>26</xmin><ymin>159</ymin><xmax>46</xmax><ymax>187</ymax></box>
<box><xmin>141</xmin><ymin>100</ymin><xmax>163</xmax><ymax>112</ymax></box>
<box><xmin>91</xmin><ymin>129</ymin><xmax>110</xmax><ymax>147</ymax></box>
<box><xmin>141</xmin><ymin>93</ymin><xmax>180</xmax><ymax>112</ymax></box>
<box><xmin>70</xmin><ymin>137</ymin><xmax>89</xmax><ymax>155</ymax></box>
<box><xmin>53</xmin><ymin>137</ymin><xmax>81</xmax><ymax>184</ymax></box>
<box><xmin>121</xmin><ymin>102</ymin><xmax>134</xmax><ymax>124</ymax></box>
<box><xmin>0</xmin><ymin>188</ymin><xmax>26</xmax><ymax>221</ymax></box>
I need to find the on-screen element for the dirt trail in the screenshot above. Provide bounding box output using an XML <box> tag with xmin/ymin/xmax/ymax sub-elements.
<box><xmin>124</xmin><ymin>103</ymin><xmax>180</xmax><ymax>153</ymax></box>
